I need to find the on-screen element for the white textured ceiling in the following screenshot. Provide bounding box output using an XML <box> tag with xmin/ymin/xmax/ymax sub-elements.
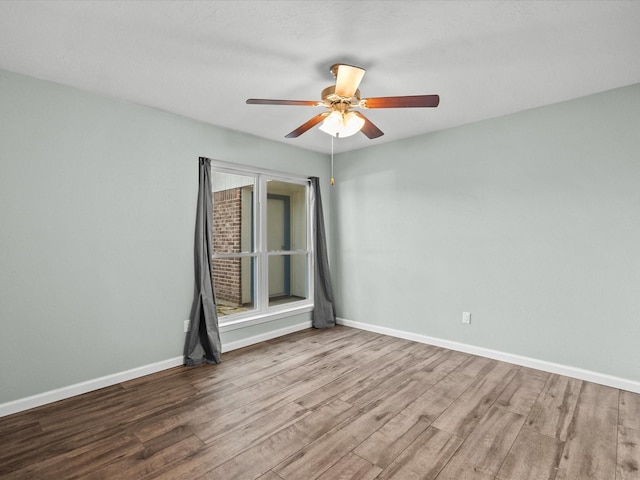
<box><xmin>1</xmin><ymin>1</ymin><xmax>640</xmax><ymax>154</ymax></box>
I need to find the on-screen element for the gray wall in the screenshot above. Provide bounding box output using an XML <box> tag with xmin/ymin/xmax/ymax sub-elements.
<box><xmin>0</xmin><ymin>69</ymin><xmax>330</xmax><ymax>404</ymax></box>
<box><xmin>332</xmin><ymin>83</ymin><xmax>640</xmax><ymax>382</ymax></box>
<box><xmin>2</xmin><ymin>66</ymin><xmax>638</xmax><ymax>405</ymax></box>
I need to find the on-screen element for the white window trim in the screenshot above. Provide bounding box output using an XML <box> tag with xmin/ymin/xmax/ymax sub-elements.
<box><xmin>210</xmin><ymin>160</ymin><xmax>314</xmax><ymax>329</ymax></box>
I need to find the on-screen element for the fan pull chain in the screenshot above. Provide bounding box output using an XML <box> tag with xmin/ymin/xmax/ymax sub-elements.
<box><xmin>330</xmin><ymin>135</ymin><xmax>335</xmax><ymax>186</ymax></box>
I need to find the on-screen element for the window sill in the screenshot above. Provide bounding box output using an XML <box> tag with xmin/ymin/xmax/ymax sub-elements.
<box><xmin>218</xmin><ymin>303</ymin><xmax>314</xmax><ymax>333</ymax></box>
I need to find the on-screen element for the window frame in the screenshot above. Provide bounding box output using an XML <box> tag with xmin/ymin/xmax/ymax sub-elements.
<box><xmin>210</xmin><ymin>160</ymin><xmax>314</xmax><ymax>332</ymax></box>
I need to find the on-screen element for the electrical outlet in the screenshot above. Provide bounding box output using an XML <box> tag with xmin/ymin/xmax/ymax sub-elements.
<box><xmin>184</xmin><ymin>319</ymin><xmax>190</xmax><ymax>333</ymax></box>
<box><xmin>462</xmin><ymin>312</ymin><xmax>471</xmax><ymax>324</ymax></box>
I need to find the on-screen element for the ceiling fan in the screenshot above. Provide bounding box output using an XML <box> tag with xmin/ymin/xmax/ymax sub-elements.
<box><xmin>246</xmin><ymin>63</ymin><xmax>440</xmax><ymax>139</ymax></box>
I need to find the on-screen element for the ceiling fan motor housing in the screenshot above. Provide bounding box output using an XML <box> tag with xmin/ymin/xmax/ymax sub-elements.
<box><xmin>321</xmin><ymin>85</ymin><xmax>360</xmax><ymax>112</ymax></box>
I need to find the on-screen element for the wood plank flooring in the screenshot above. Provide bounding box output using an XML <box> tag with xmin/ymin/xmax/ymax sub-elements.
<box><xmin>1</xmin><ymin>325</ymin><xmax>638</xmax><ymax>479</ymax></box>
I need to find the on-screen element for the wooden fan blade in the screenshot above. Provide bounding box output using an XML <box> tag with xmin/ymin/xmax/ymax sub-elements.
<box><xmin>285</xmin><ymin>114</ymin><xmax>328</xmax><ymax>138</ymax></box>
<box><xmin>246</xmin><ymin>99</ymin><xmax>320</xmax><ymax>106</ymax></box>
<box><xmin>362</xmin><ymin>95</ymin><xmax>440</xmax><ymax>109</ymax></box>
<box><xmin>334</xmin><ymin>64</ymin><xmax>366</xmax><ymax>98</ymax></box>
<box><xmin>353</xmin><ymin>112</ymin><xmax>384</xmax><ymax>139</ymax></box>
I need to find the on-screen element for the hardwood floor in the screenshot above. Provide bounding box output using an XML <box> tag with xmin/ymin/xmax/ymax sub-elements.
<box><xmin>1</xmin><ymin>325</ymin><xmax>638</xmax><ymax>479</ymax></box>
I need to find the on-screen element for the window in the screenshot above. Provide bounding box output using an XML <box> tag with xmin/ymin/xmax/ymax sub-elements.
<box><xmin>211</xmin><ymin>161</ymin><xmax>313</xmax><ymax>328</ymax></box>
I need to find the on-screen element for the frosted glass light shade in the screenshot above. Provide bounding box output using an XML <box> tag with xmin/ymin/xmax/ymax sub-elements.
<box><xmin>319</xmin><ymin>111</ymin><xmax>364</xmax><ymax>138</ymax></box>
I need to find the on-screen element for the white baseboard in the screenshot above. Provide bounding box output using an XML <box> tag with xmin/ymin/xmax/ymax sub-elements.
<box><xmin>337</xmin><ymin>317</ymin><xmax>640</xmax><ymax>394</ymax></box>
<box><xmin>0</xmin><ymin>320</ymin><xmax>312</xmax><ymax>418</ymax></box>
<box><xmin>221</xmin><ymin>320</ymin><xmax>312</xmax><ymax>353</ymax></box>
<box><xmin>0</xmin><ymin>356</ymin><xmax>183</xmax><ymax>418</ymax></box>
<box><xmin>8</xmin><ymin>316</ymin><xmax>633</xmax><ymax>418</ymax></box>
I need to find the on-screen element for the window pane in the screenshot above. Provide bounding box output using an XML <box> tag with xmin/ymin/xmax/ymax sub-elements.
<box><xmin>212</xmin><ymin>172</ymin><xmax>255</xmax><ymax>254</ymax></box>
<box><xmin>268</xmin><ymin>253</ymin><xmax>308</xmax><ymax>307</ymax></box>
<box><xmin>211</xmin><ymin>163</ymin><xmax>313</xmax><ymax>322</ymax></box>
<box><xmin>212</xmin><ymin>256</ymin><xmax>256</xmax><ymax>317</ymax></box>
<box><xmin>266</xmin><ymin>180</ymin><xmax>307</xmax><ymax>251</ymax></box>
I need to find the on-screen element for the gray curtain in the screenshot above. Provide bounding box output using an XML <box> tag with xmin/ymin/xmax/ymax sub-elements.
<box><xmin>184</xmin><ymin>157</ymin><xmax>222</xmax><ymax>366</ymax></box>
<box><xmin>310</xmin><ymin>177</ymin><xmax>336</xmax><ymax>328</ymax></box>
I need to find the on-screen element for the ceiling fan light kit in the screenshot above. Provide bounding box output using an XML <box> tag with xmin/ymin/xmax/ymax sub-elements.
<box><xmin>318</xmin><ymin>110</ymin><xmax>364</xmax><ymax>138</ymax></box>
<box><xmin>246</xmin><ymin>63</ymin><xmax>440</xmax><ymax>139</ymax></box>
